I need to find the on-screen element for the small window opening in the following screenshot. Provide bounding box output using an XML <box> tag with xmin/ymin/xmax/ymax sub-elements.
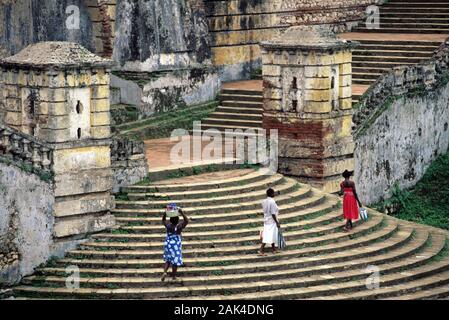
<box><xmin>331</xmin><ymin>76</ymin><xmax>335</xmax><ymax>90</ymax></box>
<box><xmin>292</xmin><ymin>77</ymin><xmax>298</xmax><ymax>90</ymax></box>
<box><xmin>76</xmin><ymin>101</ymin><xmax>83</xmax><ymax>114</ymax></box>
<box><xmin>292</xmin><ymin>100</ymin><xmax>298</xmax><ymax>112</ymax></box>
<box><xmin>77</xmin><ymin>128</ymin><xmax>82</xmax><ymax>139</ymax></box>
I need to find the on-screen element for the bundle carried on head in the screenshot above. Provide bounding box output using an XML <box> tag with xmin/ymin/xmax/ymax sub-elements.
<box><xmin>166</xmin><ymin>203</ymin><xmax>180</xmax><ymax>217</ymax></box>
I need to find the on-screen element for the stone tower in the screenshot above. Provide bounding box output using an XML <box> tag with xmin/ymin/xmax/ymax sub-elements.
<box><xmin>0</xmin><ymin>42</ymin><xmax>116</xmax><ymax>239</ymax></box>
<box><xmin>261</xmin><ymin>26</ymin><xmax>358</xmax><ymax>193</ymax></box>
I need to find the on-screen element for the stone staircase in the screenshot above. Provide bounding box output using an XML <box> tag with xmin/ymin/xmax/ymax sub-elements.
<box><xmin>354</xmin><ymin>0</ymin><xmax>449</xmax><ymax>34</ymax></box>
<box><xmin>12</xmin><ymin>168</ymin><xmax>449</xmax><ymax>299</ymax></box>
<box><xmin>199</xmin><ymin>87</ymin><xmax>263</xmax><ymax>133</ymax></box>
<box><xmin>346</xmin><ymin>0</ymin><xmax>449</xmax><ymax>89</ymax></box>
<box><xmin>351</xmin><ymin>39</ymin><xmax>441</xmax><ymax>87</ymax></box>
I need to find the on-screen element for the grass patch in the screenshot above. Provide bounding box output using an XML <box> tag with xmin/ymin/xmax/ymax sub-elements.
<box><xmin>117</xmin><ymin>101</ymin><xmax>219</xmax><ymax>140</ymax></box>
<box><xmin>374</xmin><ymin>150</ymin><xmax>449</xmax><ymax>230</ymax></box>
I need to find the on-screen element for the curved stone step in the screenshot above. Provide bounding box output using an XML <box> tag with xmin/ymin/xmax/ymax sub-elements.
<box><xmin>16</xmin><ymin>228</ymin><xmax>444</xmax><ymax>299</ymax></box>
<box><xmin>23</xmin><ymin>225</ymin><xmax>421</xmax><ymax>290</ymax></box>
<box><xmin>114</xmin><ymin>184</ymin><xmax>314</xmax><ymax>216</ymax></box>
<box><xmin>116</xmin><ymin>177</ymin><xmax>300</xmax><ymax>209</ymax></box>
<box><xmin>35</xmin><ymin>220</ymin><xmax>398</xmax><ymax>280</ymax></box>
<box><xmin>57</xmin><ymin>215</ymin><xmax>385</xmax><ymax>269</ymax></box>
<box><xmin>126</xmin><ymin>173</ymin><xmax>285</xmax><ymax>200</ymax></box>
<box><xmin>122</xmin><ymin>168</ymin><xmax>266</xmax><ymax>193</ymax></box>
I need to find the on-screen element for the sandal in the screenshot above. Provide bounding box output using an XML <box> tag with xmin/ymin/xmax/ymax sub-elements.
<box><xmin>257</xmin><ymin>251</ymin><xmax>266</xmax><ymax>256</ymax></box>
<box><xmin>161</xmin><ymin>272</ymin><xmax>168</xmax><ymax>282</ymax></box>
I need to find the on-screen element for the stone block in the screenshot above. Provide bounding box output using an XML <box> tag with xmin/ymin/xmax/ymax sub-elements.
<box><xmin>39</xmin><ymin>102</ymin><xmax>68</xmax><ymax>116</ymax></box>
<box><xmin>40</xmin><ymin>115</ymin><xmax>70</xmax><ymax>130</ymax></box>
<box><xmin>304</xmin><ymin>89</ymin><xmax>331</xmax><ymax>102</ymax></box>
<box><xmin>54</xmin><ymin>192</ymin><xmax>114</xmax><ymax>218</ymax></box>
<box><xmin>263</xmin><ymin>99</ymin><xmax>282</xmax><ymax>111</ymax></box>
<box><xmin>339</xmin><ymin>74</ymin><xmax>352</xmax><ymax>87</ymax></box>
<box><xmin>340</xmin><ymin>63</ymin><xmax>352</xmax><ymax>75</ymax></box>
<box><xmin>91</xmin><ymin>98</ymin><xmax>110</xmax><ymax>112</ymax></box>
<box><xmin>54</xmin><ymin>168</ymin><xmax>113</xmax><ymax>197</ymax></box>
<box><xmin>5</xmin><ymin>111</ymin><xmax>22</xmax><ymax>126</ymax></box>
<box><xmin>38</xmin><ymin>128</ymin><xmax>71</xmax><ymax>143</ymax></box>
<box><xmin>339</xmin><ymin>98</ymin><xmax>353</xmax><ymax>110</ymax></box>
<box><xmin>53</xmin><ymin>212</ymin><xmax>116</xmax><ymax>238</ymax></box>
<box><xmin>39</xmin><ymin>88</ymin><xmax>67</xmax><ymax>102</ymax></box>
<box><xmin>304</xmin><ymin>66</ymin><xmax>331</xmax><ymax>78</ymax></box>
<box><xmin>339</xmin><ymin>85</ymin><xmax>352</xmax><ymax>99</ymax></box>
<box><xmin>322</xmin><ymin>115</ymin><xmax>353</xmax><ymax>141</ymax></box>
<box><xmin>305</xmin><ymin>77</ymin><xmax>331</xmax><ymax>90</ymax></box>
<box><xmin>90</xmin><ymin>125</ymin><xmax>111</xmax><ymax>139</ymax></box>
<box><xmin>5</xmin><ymin>98</ymin><xmax>21</xmax><ymax>112</ymax></box>
<box><xmin>303</xmin><ymin>101</ymin><xmax>332</xmax><ymax>113</ymax></box>
<box><xmin>92</xmin><ymin>85</ymin><xmax>110</xmax><ymax>99</ymax></box>
<box><xmin>263</xmin><ymin>76</ymin><xmax>282</xmax><ymax>89</ymax></box>
<box><xmin>52</xmin><ymin>145</ymin><xmax>111</xmax><ymax>174</ymax></box>
<box><xmin>262</xmin><ymin>65</ymin><xmax>282</xmax><ymax>77</ymax></box>
<box><xmin>91</xmin><ymin>111</ymin><xmax>111</xmax><ymax>126</ymax></box>
<box><xmin>263</xmin><ymin>88</ymin><xmax>282</xmax><ymax>100</ymax></box>
<box><xmin>91</xmin><ymin>69</ymin><xmax>110</xmax><ymax>86</ymax></box>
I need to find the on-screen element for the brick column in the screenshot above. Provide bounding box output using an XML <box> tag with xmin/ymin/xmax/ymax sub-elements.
<box><xmin>261</xmin><ymin>25</ymin><xmax>358</xmax><ymax>193</ymax></box>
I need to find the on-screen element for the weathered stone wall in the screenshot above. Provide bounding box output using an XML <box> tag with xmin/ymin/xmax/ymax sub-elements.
<box><xmin>354</xmin><ymin>39</ymin><xmax>449</xmax><ymax>205</ymax></box>
<box><xmin>113</xmin><ymin>0</ymin><xmax>211</xmax><ymax>72</ymax></box>
<box><xmin>0</xmin><ymin>161</ymin><xmax>54</xmax><ymax>286</ymax></box>
<box><xmin>111</xmin><ymin>135</ymin><xmax>148</xmax><ymax>193</ymax></box>
<box><xmin>207</xmin><ymin>0</ymin><xmax>384</xmax><ymax>81</ymax></box>
<box><xmin>355</xmin><ymin>82</ymin><xmax>449</xmax><ymax>205</ymax></box>
<box><xmin>0</xmin><ymin>0</ymin><xmax>96</xmax><ymax>57</ymax></box>
<box><xmin>111</xmin><ymin>67</ymin><xmax>221</xmax><ymax>117</ymax></box>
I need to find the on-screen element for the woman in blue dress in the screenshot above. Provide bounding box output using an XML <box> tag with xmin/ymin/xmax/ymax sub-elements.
<box><xmin>162</xmin><ymin>208</ymin><xmax>189</xmax><ymax>281</ymax></box>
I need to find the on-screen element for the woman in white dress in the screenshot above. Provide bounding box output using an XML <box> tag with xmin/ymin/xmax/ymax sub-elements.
<box><xmin>259</xmin><ymin>188</ymin><xmax>281</xmax><ymax>256</ymax></box>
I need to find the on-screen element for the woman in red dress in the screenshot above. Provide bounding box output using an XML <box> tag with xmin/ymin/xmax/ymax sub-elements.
<box><xmin>340</xmin><ymin>170</ymin><xmax>363</xmax><ymax>232</ymax></box>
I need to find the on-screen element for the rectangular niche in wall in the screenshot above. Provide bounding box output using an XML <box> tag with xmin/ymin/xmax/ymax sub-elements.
<box><xmin>68</xmin><ymin>88</ymin><xmax>91</xmax><ymax>140</ymax></box>
<box><xmin>281</xmin><ymin>67</ymin><xmax>304</xmax><ymax>113</ymax></box>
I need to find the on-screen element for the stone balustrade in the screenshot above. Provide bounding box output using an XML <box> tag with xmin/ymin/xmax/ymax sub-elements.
<box><xmin>0</xmin><ymin>124</ymin><xmax>53</xmax><ymax>177</ymax></box>
<box><xmin>353</xmin><ymin>37</ymin><xmax>449</xmax><ymax>136</ymax></box>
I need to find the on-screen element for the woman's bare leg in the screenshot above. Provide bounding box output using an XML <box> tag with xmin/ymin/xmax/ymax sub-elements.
<box><xmin>172</xmin><ymin>266</ymin><xmax>178</xmax><ymax>280</ymax></box>
<box><xmin>162</xmin><ymin>262</ymin><xmax>170</xmax><ymax>281</ymax></box>
<box><xmin>259</xmin><ymin>243</ymin><xmax>266</xmax><ymax>255</ymax></box>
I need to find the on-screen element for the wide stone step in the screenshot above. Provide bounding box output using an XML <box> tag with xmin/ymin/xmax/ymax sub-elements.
<box><xmin>100</xmin><ymin>199</ymin><xmax>339</xmax><ymax>237</ymax></box>
<box><xmin>123</xmin><ymin>168</ymin><xmax>265</xmax><ymax>193</ymax></box>
<box><xmin>201</xmin><ymin>117</ymin><xmax>263</xmax><ymax>128</ymax></box>
<box><xmin>205</xmin><ymin>112</ymin><xmax>262</xmax><ymax>122</ymax></box>
<box><xmin>215</xmin><ymin>106</ymin><xmax>263</xmax><ymax>115</ymax></box>
<box><xmin>221</xmin><ymin>100</ymin><xmax>263</xmax><ymax>109</ymax></box>
<box><xmin>35</xmin><ymin>220</ymin><xmax>398</xmax><ymax>280</ymax></box>
<box><xmin>352</xmin><ymin>61</ymin><xmax>415</xmax><ymax>69</ymax></box>
<box><xmin>17</xmin><ymin>226</ymin><xmax>445</xmax><ymax>299</ymax></box>
<box><xmin>92</xmin><ymin>206</ymin><xmax>347</xmax><ymax>247</ymax></box>
<box><xmin>57</xmin><ymin>214</ymin><xmax>385</xmax><ymax>269</ymax></box>
<box><xmin>116</xmin><ymin>177</ymin><xmax>300</xmax><ymax>209</ymax></box>
<box><xmin>113</xmin><ymin>186</ymin><xmax>316</xmax><ymax>218</ymax></box>
<box><xmin>352</xmin><ymin>55</ymin><xmax>428</xmax><ymax>63</ymax></box>
<box><xmin>126</xmin><ymin>173</ymin><xmax>284</xmax><ymax>200</ymax></box>
<box><xmin>22</xmin><ymin>225</ymin><xmax>422</xmax><ymax>291</ymax></box>
<box><xmin>187</xmin><ymin>236</ymin><xmax>448</xmax><ymax>300</ymax></box>
<box><xmin>219</xmin><ymin>94</ymin><xmax>263</xmax><ymax>103</ymax></box>
<box><xmin>353</xmin><ymin>49</ymin><xmax>434</xmax><ymax>57</ymax></box>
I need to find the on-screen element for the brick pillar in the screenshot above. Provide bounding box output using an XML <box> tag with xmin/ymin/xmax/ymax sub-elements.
<box><xmin>261</xmin><ymin>25</ymin><xmax>358</xmax><ymax>193</ymax></box>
